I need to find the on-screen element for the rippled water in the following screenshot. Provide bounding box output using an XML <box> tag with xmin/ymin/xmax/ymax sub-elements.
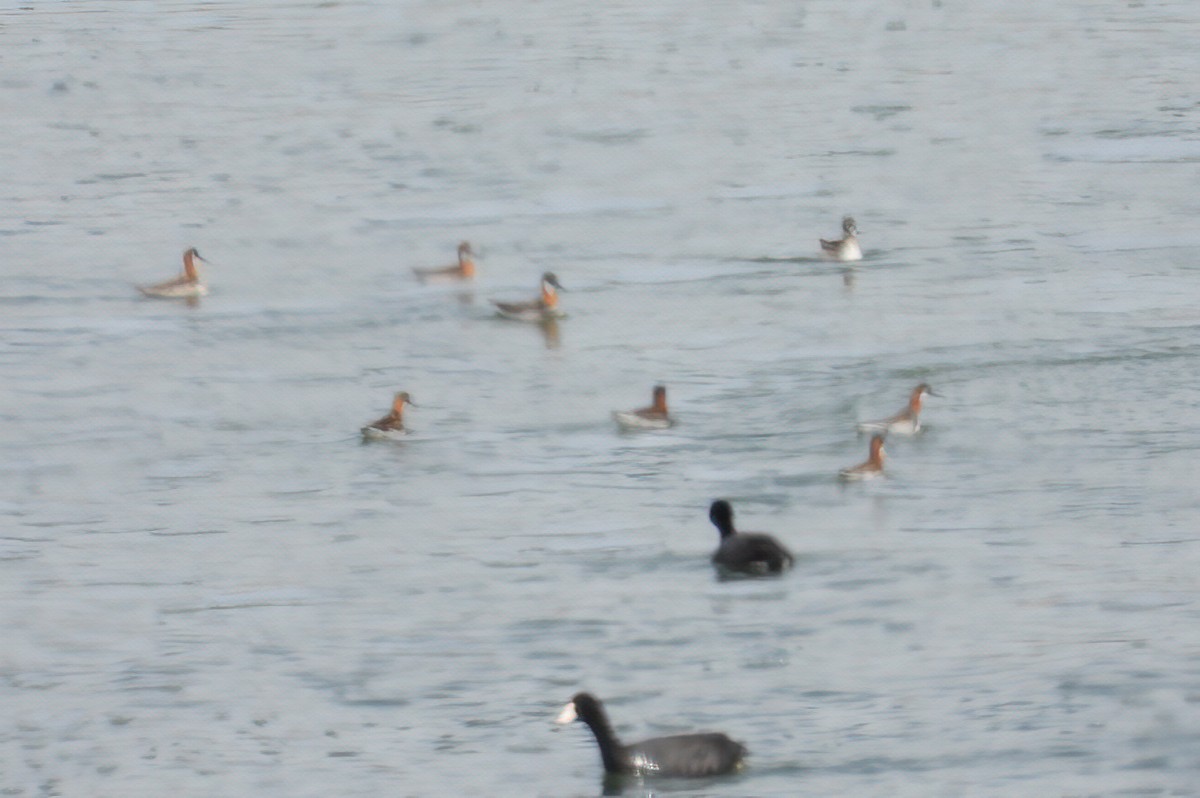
<box><xmin>3</xmin><ymin>2</ymin><xmax>1200</xmax><ymax>795</ymax></box>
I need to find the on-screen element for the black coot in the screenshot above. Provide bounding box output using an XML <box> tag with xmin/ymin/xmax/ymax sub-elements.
<box><xmin>556</xmin><ymin>692</ymin><xmax>747</xmax><ymax>778</ymax></box>
<box><xmin>709</xmin><ymin>500</ymin><xmax>794</xmax><ymax>576</ymax></box>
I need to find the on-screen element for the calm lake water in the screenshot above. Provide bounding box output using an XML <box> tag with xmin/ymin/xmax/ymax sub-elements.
<box><xmin>3</xmin><ymin>1</ymin><xmax>1200</xmax><ymax>795</ymax></box>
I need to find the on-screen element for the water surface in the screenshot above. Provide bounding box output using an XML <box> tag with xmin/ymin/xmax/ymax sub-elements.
<box><xmin>2</xmin><ymin>2</ymin><xmax>1200</xmax><ymax>795</ymax></box>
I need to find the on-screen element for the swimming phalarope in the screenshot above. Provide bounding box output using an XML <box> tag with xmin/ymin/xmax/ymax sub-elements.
<box><xmin>857</xmin><ymin>383</ymin><xmax>939</xmax><ymax>435</ymax></box>
<box><xmin>413</xmin><ymin>241</ymin><xmax>476</xmax><ymax>283</ymax></box>
<box><xmin>492</xmin><ymin>272</ymin><xmax>565</xmax><ymax>321</ymax></box>
<box><xmin>361</xmin><ymin>391</ymin><xmax>415</xmax><ymax>440</ymax></box>
<box><xmin>819</xmin><ymin>216</ymin><xmax>863</xmax><ymax>262</ymax></box>
<box><xmin>839</xmin><ymin>434</ymin><xmax>886</xmax><ymax>480</ymax></box>
<box><xmin>613</xmin><ymin>385</ymin><xmax>674</xmax><ymax>430</ymax></box>
<box><xmin>138</xmin><ymin>247</ymin><xmax>208</xmax><ymax>298</ymax></box>
<box><xmin>709</xmin><ymin>500</ymin><xmax>793</xmax><ymax>576</ymax></box>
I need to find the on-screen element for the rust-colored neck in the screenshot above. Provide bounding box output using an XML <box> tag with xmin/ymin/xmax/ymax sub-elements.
<box><xmin>652</xmin><ymin>387</ymin><xmax>668</xmax><ymax>414</ymax></box>
<box><xmin>869</xmin><ymin>436</ymin><xmax>886</xmax><ymax>466</ymax></box>
<box><xmin>458</xmin><ymin>244</ymin><xmax>476</xmax><ymax>277</ymax></box>
<box><xmin>183</xmin><ymin>250</ymin><xmax>200</xmax><ymax>281</ymax></box>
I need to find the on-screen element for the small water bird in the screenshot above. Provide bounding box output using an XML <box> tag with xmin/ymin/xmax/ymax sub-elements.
<box><xmin>819</xmin><ymin>216</ymin><xmax>863</xmax><ymax>262</ymax></box>
<box><xmin>612</xmin><ymin>385</ymin><xmax>673</xmax><ymax>430</ymax></box>
<box><xmin>839</xmin><ymin>434</ymin><xmax>886</xmax><ymax>480</ymax></box>
<box><xmin>492</xmin><ymin>272</ymin><xmax>564</xmax><ymax>321</ymax></box>
<box><xmin>137</xmin><ymin>247</ymin><xmax>208</xmax><ymax>298</ymax></box>
<box><xmin>413</xmin><ymin>241</ymin><xmax>476</xmax><ymax>283</ymax></box>
<box><xmin>361</xmin><ymin>391</ymin><xmax>415</xmax><ymax>440</ymax></box>
<box><xmin>555</xmin><ymin>692</ymin><xmax>747</xmax><ymax>778</ymax></box>
<box><xmin>857</xmin><ymin>383</ymin><xmax>939</xmax><ymax>435</ymax></box>
<box><xmin>708</xmin><ymin>500</ymin><xmax>793</xmax><ymax>576</ymax></box>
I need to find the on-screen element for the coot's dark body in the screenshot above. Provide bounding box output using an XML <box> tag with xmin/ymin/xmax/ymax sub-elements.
<box><xmin>709</xmin><ymin>500</ymin><xmax>793</xmax><ymax>576</ymax></box>
<box><xmin>621</xmin><ymin>731</ymin><xmax>747</xmax><ymax>776</ymax></box>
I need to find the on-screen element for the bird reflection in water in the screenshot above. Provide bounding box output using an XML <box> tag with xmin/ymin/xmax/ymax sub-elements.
<box><xmin>539</xmin><ymin>317</ymin><xmax>561</xmax><ymax>349</ymax></box>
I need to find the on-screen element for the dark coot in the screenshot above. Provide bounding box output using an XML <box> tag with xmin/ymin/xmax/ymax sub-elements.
<box><xmin>556</xmin><ymin>692</ymin><xmax>747</xmax><ymax>778</ymax></box>
<box><xmin>709</xmin><ymin>500</ymin><xmax>794</xmax><ymax>576</ymax></box>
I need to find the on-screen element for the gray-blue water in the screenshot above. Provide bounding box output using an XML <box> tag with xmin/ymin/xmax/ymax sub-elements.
<box><xmin>3</xmin><ymin>2</ymin><xmax>1200</xmax><ymax>795</ymax></box>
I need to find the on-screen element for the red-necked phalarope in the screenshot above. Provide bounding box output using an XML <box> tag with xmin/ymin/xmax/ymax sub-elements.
<box><xmin>857</xmin><ymin>383</ymin><xmax>939</xmax><ymax>435</ymax></box>
<box><xmin>138</xmin><ymin>247</ymin><xmax>208</xmax><ymax>298</ymax></box>
<box><xmin>839</xmin><ymin>434</ymin><xmax>886</xmax><ymax>480</ymax></box>
<box><xmin>709</xmin><ymin>499</ymin><xmax>793</xmax><ymax>576</ymax></box>
<box><xmin>413</xmin><ymin>241</ymin><xmax>476</xmax><ymax>283</ymax></box>
<box><xmin>612</xmin><ymin>385</ymin><xmax>674</xmax><ymax>430</ymax></box>
<box><xmin>820</xmin><ymin>216</ymin><xmax>863</xmax><ymax>262</ymax></box>
<box><xmin>492</xmin><ymin>272</ymin><xmax>565</xmax><ymax>321</ymax></box>
<box><xmin>361</xmin><ymin>391</ymin><xmax>415</xmax><ymax>440</ymax></box>
<box><xmin>555</xmin><ymin>692</ymin><xmax>748</xmax><ymax>778</ymax></box>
